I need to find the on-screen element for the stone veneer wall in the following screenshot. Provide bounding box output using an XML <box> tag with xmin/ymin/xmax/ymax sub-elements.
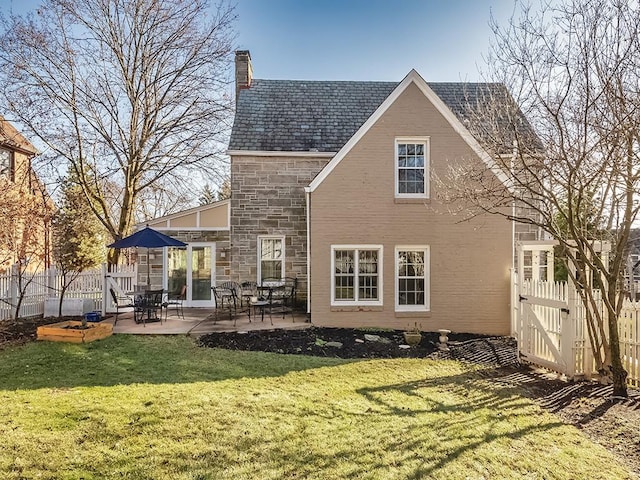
<box><xmin>230</xmin><ymin>155</ymin><xmax>330</xmax><ymax>302</ymax></box>
<box><xmin>139</xmin><ymin>230</ymin><xmax>230</xmax><ymax>289</ymax></box>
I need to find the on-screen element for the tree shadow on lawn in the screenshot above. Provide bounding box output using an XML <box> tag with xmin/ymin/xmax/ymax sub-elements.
<box><xmin>0</xmin><ymin>334</ymin><xmax>351</xmax><ymax>391</ymax></box>
<box><xmin>351</xmin><ymin>369</ymin><xmax>573</xmax><ymax>479</ymax></box>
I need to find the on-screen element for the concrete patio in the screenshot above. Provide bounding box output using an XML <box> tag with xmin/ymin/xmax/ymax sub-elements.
<box><xmin>103</xmin><ymin>307</ymin><xmax>311</xmax><ymax>336</ymax></box>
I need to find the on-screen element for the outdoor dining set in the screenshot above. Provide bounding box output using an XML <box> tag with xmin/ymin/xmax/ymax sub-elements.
<box><xmin>211</xmin><ymin>277</ymin><xmax>298</xmax><ymax>326</ymax></box>
<box><xmin>109</xmin><ymin>278</ymin><xmax>297</xmax><ymax>327</ymax></box>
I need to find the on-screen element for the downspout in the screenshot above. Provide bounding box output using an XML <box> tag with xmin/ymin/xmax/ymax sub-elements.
<box><xmin>510</xmin><ymin>140</ymin><xmax>518</xmax><ymax>337</ymax></box>
<box><xmin>304</xmin><ymin>186</ymin><xmax>311</xmax><ymax>315</ymax></box>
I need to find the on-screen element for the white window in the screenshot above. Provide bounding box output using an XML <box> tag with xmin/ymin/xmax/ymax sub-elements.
<box><xmin>395</xmin><ymin>138</ymin><xmax>429</xmax><ymax>198</ymax></box>
<box><xmin>331</xmin><ymin>245</ymin><xmax>383</xmax><ymax>306</ymax></box>
<box><xmin>258</xmin><ymin>236</ymin><xmax>284</xmax><ymax>283</ymax></box>
<box><xmin>395</xmin><ymin>246</ymin><xmax>429</xmax><ymax>311</ymax></box>
<box><xmin>0</xmin><ymin>148</ymin><xmax>13</xmax><ymax>180</ymax></box>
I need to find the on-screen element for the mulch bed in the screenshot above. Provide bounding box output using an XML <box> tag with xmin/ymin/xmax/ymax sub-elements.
<box><xmin>198</xmin><ymin>327</ymin><xmax>499</xmax><ymax>359</ymax></box>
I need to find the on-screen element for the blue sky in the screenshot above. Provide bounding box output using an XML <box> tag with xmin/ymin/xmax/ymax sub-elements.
<box><xmin>3</xmin><ymin>0</ymin><xmax>516</xmax><ymax>82</ymax></box>
<box><xmin>235</xmin><ymin>0</ymin><xmax>516</xmax><ymax>82</ymax></box>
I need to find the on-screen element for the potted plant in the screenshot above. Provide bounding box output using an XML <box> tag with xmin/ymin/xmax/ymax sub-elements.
<box><xmin>403</xmin><ymin>322</ymin><xmax>422</xmax><ymax>346</ymax></box>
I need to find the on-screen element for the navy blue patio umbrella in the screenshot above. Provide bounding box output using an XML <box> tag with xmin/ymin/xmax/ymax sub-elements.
<box><xmin>108</xmin><ymin>226</ymin><xmax>187</xmax><ymax>286</ymax></box>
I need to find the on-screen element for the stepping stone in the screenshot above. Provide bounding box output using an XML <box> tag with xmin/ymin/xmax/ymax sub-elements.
<box><xmin>326</xmin><ymin>341</ymin><xmax>343</xmax><ymax>348</ymax></box>
<box><xmin>364</xmin><ymin>334</ymin><xmax>381</xmax><ymax>342</ymax></box>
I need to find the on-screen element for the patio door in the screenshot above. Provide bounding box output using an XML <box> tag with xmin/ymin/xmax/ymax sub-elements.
<box><xmin>166</xmin><ymin>243</ymin><xmax>216</xmax><ymax>307</ymax></box>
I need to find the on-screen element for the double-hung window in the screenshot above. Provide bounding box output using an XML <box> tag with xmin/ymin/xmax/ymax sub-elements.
<box><xmin>395</xmin><ymin>246</ymin><xmax>429</xmax><ymax>311</ymax></box>
<box><xmin>332</xmin><ymin>246</ymin><xmax>383</xmax><ymax>306</ymax></box>
<box><xmin>395</xmin><ymin>138</ymin><xmax>429</xmax><ymax>198</ymax></box>
<box><xmin>0</xmin><ymin>147</ymin><xmax>14</xmax><ymax>181</ymax></box>
<box><xmin>258</xmin><ymin>236</ymin><xmax>284</xmax><ymax>283</ymax></box>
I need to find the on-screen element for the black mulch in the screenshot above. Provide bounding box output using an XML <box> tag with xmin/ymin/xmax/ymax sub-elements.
<box><xmin>197</xmin><ymin>327</ymin><xmax>520</xmax><ymax>366</ymax></box>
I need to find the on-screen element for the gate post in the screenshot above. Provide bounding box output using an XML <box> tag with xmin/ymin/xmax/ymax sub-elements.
<box><xmin>101</xmin><ymin>263</ymin><xmax>107</xmax><ymax>317</ymax></box>
<box><xmin>560</xmin><ymin>305</ymin><xmax>575</xmax><ymax>379</ymax></box>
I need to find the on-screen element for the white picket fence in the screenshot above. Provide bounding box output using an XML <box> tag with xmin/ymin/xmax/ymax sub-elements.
<box><xmin>0</xmin><ymin>264</ymin><xmax>137</xmax><ymax>321</ymax></box>
<box><xmin>514</xmin><ymin>277</ymin><xmax>640</xmax><ymax>387</ymax></box>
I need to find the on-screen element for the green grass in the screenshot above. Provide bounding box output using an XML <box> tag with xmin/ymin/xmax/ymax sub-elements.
<box><xmin>0</xmin><ymin>335</ymin><xmax>632</xmax><ymax>479</ymax></box>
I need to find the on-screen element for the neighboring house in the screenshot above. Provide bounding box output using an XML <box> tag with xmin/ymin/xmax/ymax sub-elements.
<box><xmin>227</xmin><ymin>51</ymin><xmax>536</xmax><ymax>336</ymax></box>
<box><xmin>0</xmin><ymin>116</ymin><xmax>53</xmax><ymax>273</ymax></box>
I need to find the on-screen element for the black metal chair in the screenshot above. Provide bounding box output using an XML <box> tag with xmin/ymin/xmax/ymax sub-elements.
<box><xmin>239</xmin><ymin>281</ymin><xmax>258</xmax><ymax>312</ymax></box>
<box><xmin>211</xmin><ymin>285</ymin><xmax>238</xmax><ymax>326</ymax></box>
<box><xmin>109</xmin><ymin>288</ymin><xmax>135</xmax><ymax>326</ymax></box>
<box><xmin>261</xmin><ymin>277</ymin><xmax>296</xmax><ymax>321</ymax></box>
<box><xmin>163</xmin><ymin>284</ymin><xmax>186</xmax><ymax>320</ymax></box>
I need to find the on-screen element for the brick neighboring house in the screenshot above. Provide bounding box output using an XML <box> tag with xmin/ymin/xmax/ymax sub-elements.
<box><xmin>0</xmin><ymin>116</ymin><xmax>53</xmax><ymax>273</ymax></box>
<box><xmin>227</xmin><ymin>51</ymin><xmax>545</xmax><ymax>335</ymax></box>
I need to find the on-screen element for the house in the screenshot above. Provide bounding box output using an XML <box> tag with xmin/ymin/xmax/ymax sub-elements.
<box><xmin>135</xmin><ymin>51</ymin><xmax>535</xmax><ymax>334</ymax></box>
<box><xmin>227</xmin><ymin>51</ymin><xmax>538</xmax><ymax>336</ymax></box>
<box><xmin>0</xmin><ymin>116</ymin><xmax>53</xmax><ymax>273</ymax></box>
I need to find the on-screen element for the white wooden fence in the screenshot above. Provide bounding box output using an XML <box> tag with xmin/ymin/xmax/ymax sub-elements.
<box><xmin>0</xmin><ymin>264</ymin><xmax>137</xmax><ymax>321</ymax></box>
<box><xmin>514</xmin><ymin>277</ymin><xmax>640</xmax><ymax>387</ymax></box>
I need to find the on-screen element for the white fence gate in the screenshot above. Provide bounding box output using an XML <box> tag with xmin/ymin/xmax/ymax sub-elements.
<box><xmin>514</xmin><ymin>243</ymin><xmax>640</xmax><ymax>387</ymax></box>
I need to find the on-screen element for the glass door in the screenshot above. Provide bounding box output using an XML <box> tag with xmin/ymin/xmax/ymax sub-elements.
<box><xmin>167</xmin><ymin>247</ymin><xmax>187</xmax><ymax>299</ymax></box>
<box><xmin>190</xmin><ymin>244</ymin><xmax>214</xmax><ymax>306</ymax></box>
<box><xmin>165</xmin><ymin>243</ymin><xmax>215</xmax><ymax>307</ymax></box>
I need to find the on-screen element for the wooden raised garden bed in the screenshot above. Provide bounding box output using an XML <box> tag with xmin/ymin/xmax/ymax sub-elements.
<box><xmin>37</xmin><ymin>321</ymin><xmax>113</xmax><ymax>344</ymax></box>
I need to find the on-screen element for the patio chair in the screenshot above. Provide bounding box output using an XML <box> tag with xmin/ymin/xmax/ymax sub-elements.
<box><xmin>268</xmin><ymin>284</ymin><xmax>296</xmax><ymax>321</ymax></box>
<box><xmin>163</xmin><ymin>284</ymin><xmax>186</xmax><ymax>320</ymax></box>
<box><xmin>109</xmin><ymin>288</ymin><xmax>135</xmax><ymax>326</ymax></box>
<box><xmin>261</xmin><ymin>277</ymin><xmax>296</xmax><ymax>321</ymax></box>
<box><xmin>239</xmin><ymin>281</ymin><xmax>258</xmax><ymax>311</ymax></box>
<box><xmin>212</xmin><ymin>285</ymin><xmax>238</xmax><ymax>326</ymax></box>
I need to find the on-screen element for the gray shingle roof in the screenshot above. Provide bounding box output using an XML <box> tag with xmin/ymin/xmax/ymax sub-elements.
<box><xmin>228</xmin><ymin>78</ymin><xmax>536</xmax><ymax>153</ymax></box>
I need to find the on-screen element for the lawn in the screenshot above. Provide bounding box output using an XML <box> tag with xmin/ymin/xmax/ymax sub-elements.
<box><xmin>0</xmin><ymin>335</ymin><xmax>632</xmax><ymax>479</ymax></box>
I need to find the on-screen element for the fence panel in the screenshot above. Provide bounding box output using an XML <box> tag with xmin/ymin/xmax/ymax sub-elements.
<box><xmin>0</xmin><ymin>264</ymin><xmax>137</xmax><ymax>320</ymax></box>
<box><xmin>618</xmin><ymin>299</ymin><xmax>640</xmax><ymax>388</ymax></box>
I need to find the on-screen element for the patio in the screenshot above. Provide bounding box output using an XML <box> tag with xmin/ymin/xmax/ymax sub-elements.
<box><xmin>104</xmin><ymin>307</ymin><xmax>311</xmax><ymax>335</ymax></box>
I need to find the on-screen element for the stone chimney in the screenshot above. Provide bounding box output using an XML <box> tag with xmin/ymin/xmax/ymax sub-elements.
<box><xmin>235</xmin><ymin>50</ymin><xmax>253</xmax><ymax>103</ymax></box>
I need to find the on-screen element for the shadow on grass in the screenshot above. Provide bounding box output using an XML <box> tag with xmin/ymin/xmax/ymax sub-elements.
<box><xmin>350</xmin><ymin>369</ymin><xmax>566</xmax><ymax>478</ymax></box>
<box><xmin>0</xmin><ymin>334</ymin><xmax>350</xmax><ymax>390</ymax></box>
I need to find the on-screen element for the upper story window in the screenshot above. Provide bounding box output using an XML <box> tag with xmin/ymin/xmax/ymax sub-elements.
<box><xmin>395</xmin><ymin>138</ymin><xmax>429</xmax><ymax>198</ymax></box>
<box><xmin>0</xmin><ymin>147</ymin><xmax>14</xmax><ymax>181</ymax></box>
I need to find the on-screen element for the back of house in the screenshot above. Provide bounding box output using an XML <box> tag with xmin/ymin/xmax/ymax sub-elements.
<box><xmin>228</xmin><ymin>50</ymin><xmax>534</xmax><ymax>335</ymax></box>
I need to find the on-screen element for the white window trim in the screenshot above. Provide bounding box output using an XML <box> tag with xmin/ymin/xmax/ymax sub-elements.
<box><xmin>395</xmin><ymin>137</ymin><xmax>430</xmax><ymax>199</ymax></box>
<box><xmin>257</xmin><ymin>235</ymin><xmax>285</xmax><ymax>283</ymax></box>
<box><xmin>395</xmin><ymin>246</ymin><xmax>430</xmax><ymax>312</ymax></box>
<box><xmin>331</xmin><ymin>245</ymin><xmax>383</xmax><ymax>307</ymax></box>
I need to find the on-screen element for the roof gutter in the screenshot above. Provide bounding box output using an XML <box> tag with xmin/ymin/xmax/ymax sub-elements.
<box><xmin>227</xmin><ymin>150</ymin><xmax>335</xmax><ymax>158</ymax></box>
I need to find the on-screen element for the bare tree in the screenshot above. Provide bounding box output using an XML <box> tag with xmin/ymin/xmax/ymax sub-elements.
<box><xmin>0</xmin><ymin>0</ymin><xmax>236</xmax><ymax>264</ymax></box>
<box><xmin>439</xmin><ymin>0</ymin><xmax>640</xmax><ymax>397</ymax></box>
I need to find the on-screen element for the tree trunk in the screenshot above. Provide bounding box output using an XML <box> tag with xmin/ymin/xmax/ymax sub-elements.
<box><xmin>107</xmin><ymin>248</ymin><xmax>120</xmax><ymax>267</ymax></box>
<box><xmin>607</xmin><ymin>312</ymin><xmax>628</xmax><ymax>397</ymax></box>
<box><xmin>57</xmin><ymin>281</ymin><xmax>68</xmax><ymax>317</ymax></box>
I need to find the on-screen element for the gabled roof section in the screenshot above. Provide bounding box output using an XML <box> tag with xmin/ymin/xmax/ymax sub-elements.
<box><xmin>308</xmin><ymin>70</ymin><xmax>513</xmax><ymax>192</ymax></box>
<box><xmin>229</xmin><ymin>75</ymin><xmax>536</xmax><ymax>158</ymax></box>
<box><xmin>0</xmin><ymin>115</ymin><xmax>38</xmax><ymax>155</ymax></box>
<box><xmin>229</xmin><ymin>79</ymin><xmax>397</xmax><ymax>152</ymax></box>
<box><xmin>138</xmin><ymin>199</ymin><xmax>230</xmax><ymax>231</ymax></box>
